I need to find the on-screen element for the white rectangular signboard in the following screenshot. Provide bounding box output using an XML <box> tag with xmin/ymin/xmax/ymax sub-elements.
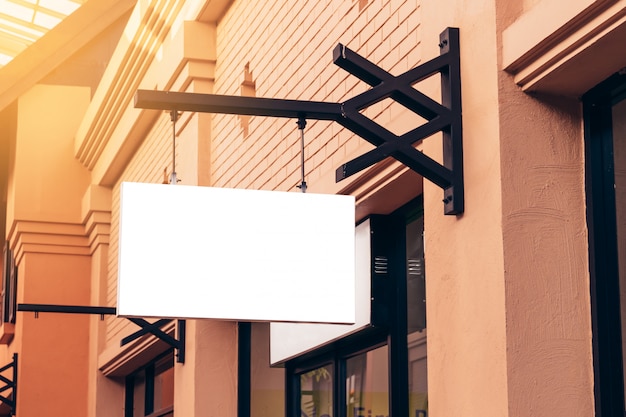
<box><xmin>270</xmin><ymin>219</ymin><xmax>372</xmax><ymax>364</ymax></box>
<box><xmin>117</xmin><ymin>182</ymin><xmax>356</xmax><ymax>323</ymax></box>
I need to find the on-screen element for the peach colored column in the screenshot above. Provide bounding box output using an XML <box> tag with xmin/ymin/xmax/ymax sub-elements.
<box><xmin>16</xmin><ymin>252</ymin><xmax>91</xmax><ymax>417</ymax></box>
<box><xmin>174</xmin><ymin>320</ymin><xmax>238</xmax><ymax>417</ymax></box>
<box><xmin>7</xmin><ymin>84</ymin><xmax>94</xmax><ymax>416</ymax></box>
<box><xmin>420</xmin><ymin>1</ymin><xmax>509</xmax><ymax>416</ymax></box>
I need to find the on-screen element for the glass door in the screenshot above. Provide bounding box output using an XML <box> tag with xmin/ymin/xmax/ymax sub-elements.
<box><xmin>614</xmin><ymin>96</ymin><xmax>626</xmax><ymax>405</ymax></box>
<box><xmin>585</xmin><ymin>73</ymin><xmax>626</xmax><ymax>417</ymax></box>
<box><xmin>345</xmin><ymin>346</ymin><xmax>389</xmax><ymax>417</ymax></box>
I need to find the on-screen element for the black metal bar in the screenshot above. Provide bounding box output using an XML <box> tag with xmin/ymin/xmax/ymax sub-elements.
<box><xmin>336</xmin><ymin>114</ymin><xmax>453</xmax><ymax>186</ymax></box>
<box><xmin>135</xmin><ymin>90</ymin><xmax>343</xmax><ymax>121</ymax></box>
<box><xmin>337</xmin><ymin>28</ymin><xmax>463</xmax><ymax>214</ymax></box>
<box><xmin>175</xmin><ymin>320</ymin><xmax>185</xmax><ymax>364</ymax></box>
<box><xmin>121</xmin><ymin>318</ymin><xmax>185</xmax><ymax>364</ymax></box>
<box><xmin>0</xmin><ymin>395</ymin><xmax>12</xmax><ymax>412</ymax></box>
<box><xmin>120</xmin><ymin>318</ymin><xmax>172</xmax><ymax>346</ymax></box>
<box><xmin>124</xmin><ymin>375</ymin><xmax>134</xmax><ymax>417</ymax></box>
<box><xmin>237</xmin><ymin>322</ymin><xmax>251</xmax><ymax>417</ymax></box>
<box><xmin>11</xmin><ymin>353</ymin><xmax>16</xmax><ymax>416</ymax></box>
<box><xmin>133</xmin><ymin>27</ymin><xmax>464</xmax><ymax>214</ymax></box>
<box><xmin>0</xmin><ymin>358</ymin><xmax>13</xmax><ymax>374</ymax></box>
<box><xmin>0</xmin><ymin>353</ymin><xmax>17</xmax><ymax>415</ymax></box>
<box><xmin>333</xmin><ymin>43</ymin><xmax>390</xmax><ymax>87</ymax></box>
<box><xmin>387</xmin><ymin>215</ymin><xmax>409</xmax><ymax>417</ymax></box>
<box><xmin>0</xmin><ymin>374</ymin><xmax>11</xmax><ymax>388</ymax></box>
<box><xmin>583</xmin><ymin>74</ymin><xmax>626</xmax><ymax>416</ymax></box>
<box><xmin>17</xmin><ymin>304</ymin><xmax>116</xmax><ymax>315</ymax></box>
<box><xmin>397</xmin><ymin>53</ymin><xmax>451</xmax><ymax>85</ymax></box>
<box><xmin>439</xmin><ymin>27</ymin><xmax>464</xmax><ymax>215</ymax></box>
<box><xmin>122</xmin><ymin>318</ymin><xmax>179</xmax><ymax>348</ymax></box>
<box><xmin>145</xmin><ymin>363</ymin><xmax>155</xmax><ymax>415</ymax></box>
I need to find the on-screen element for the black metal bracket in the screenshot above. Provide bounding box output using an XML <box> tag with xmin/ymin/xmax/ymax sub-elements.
<box><xmin>0</xmin><ymin>353</ymin><xmax>17</xmax><ymax>415</ymax></box>
<box><xmin>134</xmin><ymin>27</ymin><xmax>463</xmax><ymax>214</ymax></box>
<box><xmin>17</xmin><ymin>304</ymin><xmax>186</xmax><ymax>363</ymax></box>
<box><xmin>121</xmin><ymin>318</ymin><xmax>186</xmax><ymax>363</ymax></box>
<box><xmin>334</xmin><ymin>28</ymin><xmax>463</xmax><ymax>214</ymax></box>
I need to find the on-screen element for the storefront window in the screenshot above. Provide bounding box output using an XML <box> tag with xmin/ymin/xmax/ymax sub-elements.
<box><xmin>406</xmin><ymin>214</ymin><xmax>428</xmax><ymax>416</ymax></box>
<box><xmin>612</xmin><ymin>97</ymin><xmax>626</xmax><ymax>403</ymax></box>
<box><xmin>250</xmin><ymin>323</ymin><xmax>285</xmax><ymax>417</ymax></box>
<box><xmin>346</xmin><ymin>346</ymin><xmax>388</xmax><ymax>417</ymax></box>
<box><xmin>301</xmin><ymin>364</ymin><xmax>334</xmax><ymax>417</ymax></box>
<box><xmin>125</xmin><ymin>353</ymin><xmax>174</xmax><ymax>417</ymax></box>
<box><xmin>288</xmin><ymin>197</ymin><xmax>426</xmax><ymax>417</ymax></box>
<box><xmin>585</xmin><ymin>73</ymin><xmax>626</xmax><ymax>416</ymax></box>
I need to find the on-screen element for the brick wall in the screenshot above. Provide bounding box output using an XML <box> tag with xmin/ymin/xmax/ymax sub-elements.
<box><xmin>101</xmin><ymin>0</ymin><xmax>423</xmax><ymax>355</ymax></box>
<box><xmin>212</xmin><ymin>0</ymin><xmax>422</xmax><ymax>192</ymax></box>
<box><xmin>105</xmin><ymin>114</ymin><xmax>173</xmax><ymax>345</ymax></box>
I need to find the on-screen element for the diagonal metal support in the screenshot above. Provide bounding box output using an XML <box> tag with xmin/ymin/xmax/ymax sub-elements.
<box><xmin>17</xmin><ymin>304</ymin><xmax>186</xmax><ymax>363</ymax></box>
<box><xmin>0</xmin><ymin>353</ymin><xmax>17</xmax><ymax>415</ymax></box>
<box><xmin>333</xmin><ymin>28</ymin><xmax>463</xmax><ymax>214</ymax></box>
<box><xmin>121</xmin><ymin>318</ymin><xmax>172</xmax><ymax>345</ymax></box>
<box><xmin>134</xmin><ymin>27</ymin><xmax>463</xmax><ymax>214</ymax></box>
<box><xmin>121</xmin><ymin>318</ymin><xmax>186</xmax><ymax>364</ymax></box>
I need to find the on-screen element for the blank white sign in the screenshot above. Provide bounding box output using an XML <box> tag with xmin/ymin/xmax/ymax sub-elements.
<box><xmin>270</xmin><ymin>219</ymin><xmax>372</xmax><ymax>364</ymax></box>
<box><xmin>117</xmin><ymin>182</ymin><xmax>356</xmax><ymax>323</ymax></box>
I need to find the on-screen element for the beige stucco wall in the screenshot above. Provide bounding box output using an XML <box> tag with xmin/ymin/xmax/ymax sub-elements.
<box><xmin>208</xmin><ymin>0</ymin><xmax>597</xmax><ymax>416</ymax></box>
<box><xmin>418</xmin><ymin>1</ymin><xmax>510</xmax><ymax>416</ymax></box>
<box><xmin>0</xmin><ymin>0</ymin><xmax>610</xmax><ymax>415</ymax></box>
<box><xmin>212</xmin><ymin>0</ymin><xmax>425</xmax><ymax>199</ymax></box>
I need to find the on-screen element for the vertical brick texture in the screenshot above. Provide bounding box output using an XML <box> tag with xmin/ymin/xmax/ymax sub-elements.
<box><xmin>212</xmin><ymin>0</ymin><xmax>422</xmax><ymax>192</ymax></box>
<box><xmin>104</xmin><ymin>114</ymin><xmax>176</xmax><ymax>345</ymax></box>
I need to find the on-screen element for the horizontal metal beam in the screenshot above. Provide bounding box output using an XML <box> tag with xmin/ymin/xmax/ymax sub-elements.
<box><xmin>133</xmin><ymin>27</ymin><xmax>464</xmax><ymax>215</ymax></box>
<box><xmin>17</xmin><ymin>304</ymin><xmax>186</xmax><ymax>364</ymax></box>
<box><xmin>135</xmin><ymin>90</ymin><xmax>343</xmax><ymax>121</ymax></box>
<box><xmin>17</xmin><ymin>304</ymin><xmax>116</xmax><ymax>315</ymax></box>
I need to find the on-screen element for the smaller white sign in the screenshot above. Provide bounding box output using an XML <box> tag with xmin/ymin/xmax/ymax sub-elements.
<box><xmin>117</xmin><ymin>182</ymin><xmax>356</xmax><ymax>323</ymax></box>
<box><xmin>270</xmin><ymin>219</ymin><xmax>372</xmax><ymax>364</ymax></box>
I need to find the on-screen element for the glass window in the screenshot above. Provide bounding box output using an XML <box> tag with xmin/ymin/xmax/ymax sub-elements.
<box><xmin>251</xmin><ymin>322</ymin><xmax>285</xmax><ymax>417</ymax></box>
<box><xmin>2</xmin><ymin>243</ymin><xmax>17</xmax><ymax>324</ymax></box>
<box><xmin>585</xmin><ymin>73</ymin><xmax>626</xmax><ymax>416</ymax></box>
<box><xmin>612</xmin><ymin>97</ymin><xmax>626</xmax><ymax>401</ymax></box>
<box><xmin>153</xmin><ymin>358</ymin><xmax>174</xmax><ymax>415</ymax></box>
<box><xmin>346</xmin><ymin>346</ymin><xmax>388</xmax><ymax>417</ymax></box>
<box><xmin>406</xmin><ymin>215</ymin><xmax>425</xmax><ymax>334</ymax></box>
<box><xmin>288</xmin><ymin>197</ymin><xmax>426</xmax><ymax>417</ymax></box>
<box><xmin>301</xmin><ymin>364</ymin><xmax>334</xmax><ymax>417</ymax></box>
<box><xmin>125</xmin><ymin>353</ymin><xmax>174</xmax><ymax>417</ymax></box>
<box><xmin>406</xmin><ymin>214</ymin><xmax>428</xmax><ymax>416</ymax></box>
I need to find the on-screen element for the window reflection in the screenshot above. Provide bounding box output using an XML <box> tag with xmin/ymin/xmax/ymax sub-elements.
<box><xmin>407</xmin><ymin>214</ymin><xmax>427</xmax><ymax>416</ymax></box>
<box><xmin>301</xmin><ymin>364</ymin><xmax>333</xmax><ymax>417</ymax></box>
<box><xmin>292</xmin><ymin>204</ymin><xmax>428</xmax><ymax>417</ymax></box>
<box><xmin>612</xmin><ymin>97</ymin><xmax>626</xmax><ymax>402</ymax></box>
<box><xmin>406</xmin><ymin>216</ymin><xmax>425</xmax><ymax>333</ymax></box>
<box><xmin>251</xmin><ymin>323</ymin><xmax>285</xmax><ymax>417</ymax></box>
<box><xmin>346</xmin><ymin>346</ymin><xmax>389</xmax><ymax>417</ymax></box>
<box><xmin>127</xmin><ymin>355</ymin><xmax>174</xmax><ymax>417</ymax></box>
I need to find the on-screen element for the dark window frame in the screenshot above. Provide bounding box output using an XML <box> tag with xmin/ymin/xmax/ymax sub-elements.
<box><xmin>124</xmin><ymin>349</ymin><xmax>175</xmax><ymax>417</ymax></box>
<box><xmin>584</xmin><ymin>71</ymin><xmax>626</xmax><ymax>417</ymax></box>
<box><xmin>1</xmin><ymin>243</ymin><xmax>17</xmax><ymax>324</ymax></box>
<box><xmin>282</xmin><ymin>197</ymin><xmax>424</xmax><ymax>417</ymax></box>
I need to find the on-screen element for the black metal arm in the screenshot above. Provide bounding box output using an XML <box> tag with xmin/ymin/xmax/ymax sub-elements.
<box><xmin>135</xmin><ymin>27</ymin><xmax>463</xmax><ymax>214</ymax></box>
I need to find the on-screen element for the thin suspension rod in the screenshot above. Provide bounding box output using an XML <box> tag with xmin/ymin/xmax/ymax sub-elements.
<box><xmin>297</xmin><ymin>116</ymin><xmax>307</xmax><ymax>193</ymax></box>
<box><xmin>170</xmin><ymin>111</ymin><xmax>179</xmax><ymax>185</ymax></box>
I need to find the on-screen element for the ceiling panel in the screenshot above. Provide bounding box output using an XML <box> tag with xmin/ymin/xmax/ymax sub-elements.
<box><xmin>0</xmin><ymin>0</ymin><xmax>86</xmax><ymax>67</ymax></box>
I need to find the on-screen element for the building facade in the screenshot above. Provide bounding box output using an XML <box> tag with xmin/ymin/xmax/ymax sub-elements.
<box><xmin>0</xmin><ymin>0</ymin><xmax>625</xmax><ymax>416</ymax></box>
